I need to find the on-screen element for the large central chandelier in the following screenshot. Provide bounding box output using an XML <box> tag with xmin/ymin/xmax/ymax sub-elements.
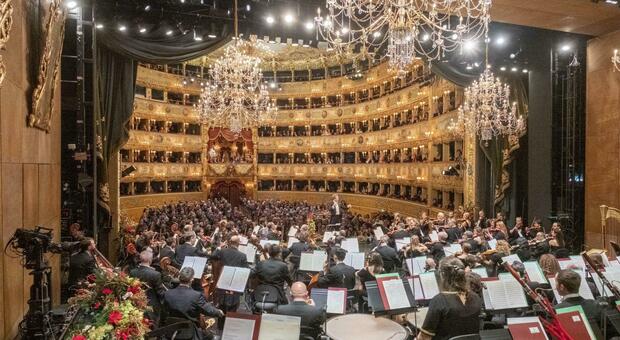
<box><xmin>613</xmin><ymin>49</ymin><xmax>619</xmax><ymax>72</ymax></box>
<box><xmin>315</xmin><ymin>0</ymin><xmax>491</xmax><ymax>71</ymax></box>
<box><xmin>196</xmin><ymin>0</ymin><xmax>275</xmax><ymax>133</ymax></box>
<box><xmin>456</xmin><ymin>65</ymin><xmax>525</xmax><ymax>142</ymax></box>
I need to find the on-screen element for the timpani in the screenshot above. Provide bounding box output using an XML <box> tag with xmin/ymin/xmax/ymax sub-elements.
<box><xmin>325</xmin><ymin>314</ymin><xmax>408</xmax><ymax>340</ymax></box>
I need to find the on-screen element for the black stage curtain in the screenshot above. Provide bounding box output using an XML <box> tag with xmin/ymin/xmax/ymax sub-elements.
<box><xmin>94</xmin><ymin>23</ymin><xmax>231</xmax><ymax>254</ymax></box>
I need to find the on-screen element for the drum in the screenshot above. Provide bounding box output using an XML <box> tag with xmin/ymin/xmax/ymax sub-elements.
<box><xmin>406</xmin><ymin>307</ymin><xmax>429</xmax><ymax>330</ymax></box>
<box><xmin>325</xmin><ymin>314</ymin><xmax>408</xmax><ymax>340</ymax></box>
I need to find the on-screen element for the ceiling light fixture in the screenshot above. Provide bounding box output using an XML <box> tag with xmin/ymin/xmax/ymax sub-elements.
<box><xmin>66</xmin><ymin>1</ymin><xmax>77</xmax><ymax>9</ymax></box>
<box><xmin>496</xmin><ymin>36</ymin><xmax>506</xmax><ymax>45</ymax></box>
<box><xmin>305</xmin><ymin>21</ymin><xmax>314</xmax><ymax>31</ymax></box>
<box><xmin>118</xmin><ymin>25</ymin><xmax>127</xmax><ymax>32</ymax></box>
<box><xmin>166</xmin><ymin>29</ymin><xmax>173</xmax><ymax>36</ymax></box>
<box><xmin>561</xmin><ymin>44</ymin><xmax>571</xmax><ymax>52</ymax></box>
<box><xmin>139</xmin><ymin>27</ymin><xmax>147</xmax><ymax>33</ymax></box>
<box><xmin>266</xmin><ymin>16</ymin><xmax>275</xmax><ymax>24</ymax></box>
<box><xmin>284</xmin><ymin>13</ymin><xmax>295</xmax><ymax>24</ymax></box>
<box><xmin>95</xmin><ymin>23</ymin><xmax>104</xmax><ymax>29</ymax></box>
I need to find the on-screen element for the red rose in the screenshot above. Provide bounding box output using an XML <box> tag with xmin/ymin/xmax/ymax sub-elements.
<box><xmin>102</xmin><ymin>287</ymin><xmax>113</xmax><ymax>295</ymax></box>
<box><xmin>86</xmin><ymin>274</ymin><xmax>97</xmax><ymax>283</ymax></box>
<box><xmin>108</xmin><ymin>310</ymin><xmax>123</xmax><ymax>326</ymax></box>
<box><xmin>127</xmin><ymin>285</ymin><xmax>141</xmax><ymax>294</ymax></box>
<box><xmin>72</xmin><ymin>335</ymin><xmax>87</xmax><ymax>340</ymax></box>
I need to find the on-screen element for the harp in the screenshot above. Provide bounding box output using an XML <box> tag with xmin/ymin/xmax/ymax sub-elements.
<box><xmin>601</xmin><ymin>205</ymin><xmax>620</xmax><ymax>253</ymax></box>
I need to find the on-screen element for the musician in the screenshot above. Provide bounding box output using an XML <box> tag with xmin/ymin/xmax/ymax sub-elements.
<box><xmin>175</xmin><ymin>232</ymin><xmax>206</xmax><ymax>265</ymax></box>
<box><xmin>444</xmin><ymin>221</ymin><xmax>462</xmax><ymax>243</ymax></box>
<box><xmin>461</xmin><ymin>231</ymin><xmax>481</xmax><ymax>254</ymax></box>
<box><xmin>68</xmin><ymin>238</ymin><xmax>97</xmax><ymax>286</ymax></box>
<box><xmin>317</xmin><ymin>248</ymin><xmax>356</xmax><ymax>289</ymax></box>
<box><xmin>374</xmin><ymin>236</ymin><xmax>401</xmax><ymax>273</ymax></box>
<box><xmin>160</xmin><ymin>237</ymin><xmax>179</xmax><ymax>268</ymax></box>
<box><xmin>492</xmin><ymin>221</ymin><xmax>508</xmax><ymax>241</ymax></box>
<box><xmin>475</xmin><ymin>210</ymin><xmax>489</xmax><ymax>229</ymax></box>
<box><xmin>210</xmin><ymin>235</ymin><xmax>248</xmax><ymax>318</ymax></box>
<box><xmin>429</xmin><ymin>232</ymin><xmax>448</xmax><ymax>263</ymax></box>
<box><xmin>329</xmin><ymin>194</ymin><xmax>345</xmax><ymax>226</ymax></box>
<box><xmin>554</xmin><ymin>269</ymin><xmax>603</xmax><ymax>325</ymax></box>
<box><xmin>356</xmin><ymin>252</ymin><xmax>384</xmax><ymax>294</ymax></box>
<box><xmin>68</xmin><ymin>222</ymin><xmax>85</xmax><ymax>242</ymax></box>
<box><xmin>288</xmin><ymin>231</ymin><xmax>312</xmax><ymax>269</ymax></box>
<box><xmin>162</xmin><ymin>267</ymin><xmax>224</xmax><ymax>340</ymax></box>
<box><xmin>419</xmin><ymin>257</ymin><xmax>482</xmax><ymax>340</ymax></box>
<box><xmin>508</xmin><ymin>217</ymin><xmax>526</xmax><ymax>244</ymax></box>
<box><xmin>253</xmin><ymin>245</ymin><xmax>292</xmax><ymax>304</ymax></box>
<box><xmin>275</xmin><ymin>282</ymin><xmax>325</xmax><ymax>340</ymax></box>
<box><xmin>129</xmin><ymin>250</ymin><xmax>165</xmax><ymax>325</ymax></box>
<box><xmin>391</xmin><ymin>223</ymin><xmax>411</xmax><ymax>240</ymax></box>
<box><xmin>404</xmin><ymin>235</ymin><xmax>428</xmax><ymax>258</ymax></box>
<box><xmin>526</xmin><ymin>218</ymin><xmax>543</xmax><ymax>239</ymax></box>
<box><xmin>531</xmin><ymin>232</ymin><xmax>550</xmax><ymax>258</ymax></box>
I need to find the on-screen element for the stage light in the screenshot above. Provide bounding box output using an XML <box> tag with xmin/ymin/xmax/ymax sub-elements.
<box><xmin>266</xmin><ymin>16</ymin><xmax>275</xmax><ymax>24</ymax></box>
<box><xmin>500</xmin><ymin>66</ymin><xmax>506</xmax><ymax>71</ymax></box>
<box><xmin>193</xmin><ymin>30</ymin><xmax>203</xmax><ymax>41</ymax></box>
<box><xmin>95</xmin><ymin>23</ymin><xmax>104</xmax><ymax>29</ymax></box>
<box><xmin>166</xmin><ymin>29</ymin><xmax>174</xmax><ymax>36</ymax></box>
<box><xmin>246</xmin><ymin>4</ymin><xmax>251</xmax><ymax>11</ymax></box>
<box><xmin>373</xmin><ymin>31</ymin><xmax>381</xmax><ymax>38</ymax></box>
<box><xmin>474</xmin><ymin>62</ymin><xmax>480</xmax><ymax>68</ymax></box>
<box><xmin>496</xmin><ymin>36</ymin><xmax>506</xmax><ymax>45</ymax></box>
<box><xmin>422</xmin><ymin>33</ymin><xmax>430</xmax><ymax>42</ymax></box>
<box><xmin>511</xmin><ymin>67</ymin><xmax>518</xmax><ymax>72</ymax></box>
<box><xmin>144</xmin><ymin>5</ymin><xmax>151</xmax><ymax>11</ymax></box>
<box><xmin>341</xmin><ymin>27</ymin><xmax>349</xmax><ymax>34</ymax></box>
<box><xmin>208</xmin><ymin>34</ymin><xmax>217</xmax><ymax>38</ymax></box>
<box><xmin>180</xmin><ymin>0</ymin><xmax>185</xmax><ymax>3</ymax></box>
<box><xmin>466</xmin><ymin>65</ymin><xmax>473</xmax><ymax>70</ymax></box>
<box><xmin>139</xmin><ymin>27</ymin><xmax>147</xmax><ymax>33</ymax></box>
<box><xmin>118</xmin><ymin>25</ymin><xmax>127</xmax><ymax>32</ymax></box>
<box><xmin>284</xmin><ymin>13</ymin><xmax>295</xmax><ymax>24</ymax></box>
<box><xmin>561</xmin><ymin>44</ymin><xmax>571</xmax><ymax>52</ymax></box>
<box><xmin>463</xmin><ymin>40</ymin><xmax>476</xmax><ymax>51</ymax></box>
<box><xmin>66</xmin><ymin>1</ymin><xmax>77</xmax><ymax>9</ymax></box>
<box><xmin>509</xmin><ymin>53</ymin><xmax>515</xmax><ymax>59</ymax></box>
<box><xmin>305</xmin><ymin>21</ymin><xmax>314</xmax><ymax>31</ymax></box>
<box><xmin>522</xmin><ymin>69</ymin><xmax>529</xmax><ymax>73</ymax></box>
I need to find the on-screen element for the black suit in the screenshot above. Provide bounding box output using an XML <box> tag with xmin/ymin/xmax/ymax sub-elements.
<box><xmin>130</xmin><ymin>265</ymin><xmax>165</xmax><ymax>323</ymax></box>
<box><xmin>254</xmin><ymin>258</ymin><xmax>291</xmax><ymax>303</ymax></box>
<box><xmin>429</xmin><ymin>241</ymin><xmax>447</xmax><ymax>263</ymax></box>
<box><xmin>68</xmin><ymin>251</ymin><xmax>96</xmax><ymax>286</ymax></box>
<box><xmin>276</xmin><ymin>301</ymin><xmax>325</xmax><ymax>339</ymax></box>
<box><xmin>159</xmin><ymin>246</ymin><xmax>179</xmax><ymax>268</ymax></box>
<box><xmin>175</xmin><ymin>243</ymin><xmax>200</xmax><ymax>265</ymax></box>
<box><xmin>163</xmin><ymin>285</ymin><xmax>221</xmax><ymax>340</ymax></box>
<box><xmin>392</xmin><ymin>230</ymin><xmax>410</xmax><ymax>240</ymax></box>
<box><xmin>318</xmin><ymin>262</ymin><xmax>356</xmax><ymax>289</ymax></box>
<box><xmin>375</xmin><ymin>245</ymin><xmax>401</xmax><ymax>273</ymax></box>
<box><xmin>445</xmin><ymin>227</ymin><xmax>462</xmax><ymax>243</ymax></box>
<box><xmin>210</xmin><ymin>247</ymin><xmax>249</xmax><ymax>318</ymax></box>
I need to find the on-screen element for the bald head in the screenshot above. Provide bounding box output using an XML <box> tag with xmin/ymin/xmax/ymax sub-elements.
<box><xmin>229</xmin><ymin>235</ymin><xmax>240</xmax><ymax>248</ymax></box>
<box><xmin>290</xmin><ymin>282</ymin><xmax>309</xmax><ymax>300</ymax></box>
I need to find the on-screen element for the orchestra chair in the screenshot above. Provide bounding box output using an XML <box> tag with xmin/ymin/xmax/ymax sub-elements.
<box><xmin>299</xmin><ymin>326</ymin><xmax>320</xmax><ymax>340</ymax></box>
<box><xmin>346</xmin><ymin>289</ymin><xmax>358</xmax><ymax>313</ymax></box>
<box><xmin>146</xmin><ymin>318</ymin><xmax>194</xmax><ymax>340</ymax></box>
<box><xmin>251</xmin><ymin>284</ymin><xmax>280</xmax><ymax>314</ymax></box>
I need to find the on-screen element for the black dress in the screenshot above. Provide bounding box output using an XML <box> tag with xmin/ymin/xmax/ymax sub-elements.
<box><xmin>421</xmin><ymin>292</ymin><xmax>482</xmax><ymax>340</ymax></box>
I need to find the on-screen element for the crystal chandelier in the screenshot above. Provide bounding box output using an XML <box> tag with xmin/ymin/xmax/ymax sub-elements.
<box><xmin>457</xmin><ymin>66</ymin><xmax>525</xmax><ymax>143</ymax></box>
<box><xmin>315</xmin><ymin>0</ymin><xmax>491</xmax><ymax>71</ymax></box>
<box><xmin>613</xmin><ymin>49</ymin><xmax>620</xmax><ymax>72</ymax></box>
<box><xmin>196</xmin><ymin>0</ymin><xmax>276</xmax><ymax>133</ymax></box>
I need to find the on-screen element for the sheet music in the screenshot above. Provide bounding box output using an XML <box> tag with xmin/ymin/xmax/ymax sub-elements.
<box><xmin>405</xmin><ymin>256</ymin><xmax>428</xmax><ymax>275</ymax></box>
<box><xmin>444</xmin><ymin>243</ymin><xmax>463</xmax><ymax>256</ymax></box>
<box><xmin>472</xmin><ymin>267</ymin><xmax>488</xmax><ymax>278</ymax></box>
<box><xmin>487</xmin><ymin>239</ymin><xmax>498</xmax><ymax>250</ymax></box>
<box><xmin>408</xmin><ymin>276</ymin><xmax>425</xmax><ymax>300</ymax></box>
<box><xmin>419</xmin><ymin>272</ymin><xmax>440</xmax><ymax>299</ymax></box>
<box><xmin>252</xmin><ymin>226</ymin><xmax>260</xmax><ymax>234</ymax></box>
<box><xmin>288</xmin><ymin>237</ymin><xmax>299</xmax><ymax>248</ymax></box>
<box><xmin>258</xmin><ymin>314</ymin><xmax>301</xmax><ymax>340</ymax></box>
<box><xmin>429</xmin><ymin>231</ymin><xmax>439</xmax><ymax>242</ymax></box>
<box><xmin>344</xmin><ymin>252</ymin><xmax>365</xmax><ymax>270</ymax></box>
<box><xmin>259</xmin><ymin>240</ymin><xmax>279</xmax><ymax>248</ymax></box>
<box><xmin>326</xmin><ymin>288</ymin><xmax>347</xmax><ymax>314</ymax></box>
<box><xmin>523</xmin><ymin>261</ymin><xmax>548</xmax><ymax>284</ymax></box>
<box><xmin>288</xmin><ymin>226</ymin><xmax>299</xmax><ymax>237</ymax></box>
<box><xmin>322</xmin><ymin>231</ymin><xmax>335</xmax><ymax>243</ymax></box>
<box><xmin>502</xmin><ymin>254</ymin><xmax>522</xmax><ymax>266</ymax></box>
<box><xmin>217</xmin><ymin>266</ymin><xmax>251</xmax><ymax>293</ymax></box>
<box><xmin>238</xmin><ymin>244</ymin><xmax>257</xmax><ymax>263</ymax></box>
<box><xmin>395</xmin><ymin>238</ymin><xmax>410</xmax><ymax>251</ymax></box>
<box><xmin>381</xmin><ymin>279</ymin><xmax>411</xmax><ymax>310</ymax></box>
<box><xmin>181</xmin><ymin>256</ymin><xmax>208</xmax><ymax>279</ymax></box>
<box><xmin>483</xmin><ymin>279</ymin><xmax>528</xmax><ymax>310</ymax></box>
<box><xmin>591</xmin><ymin>270</ymin><xmax>620</xmax><ymax>298</ymax></box>
<box><xmin>299</xmin><ymin>251</ymin><xmax>327</xmax><ymax>272</ymax></box>
<box><xmin>222</xmin><ymin>316</ymin><xmax>257</xmax><ymax>340</ymax></box>
<box><xmin>374</xmin><ymin>227</ymin><xmax>384</xmax><ymax>240</ymax></box>
<box><xmin>341</xmin><ymin>238</ymin><xmax>359</xmax><ymax>253</ymax></box>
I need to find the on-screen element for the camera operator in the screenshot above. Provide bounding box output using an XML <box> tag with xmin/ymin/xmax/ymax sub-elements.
<box><xmin>68</xmin><ymin>238</ymin><xmax>97</xmax><ymax>286</ymax></box>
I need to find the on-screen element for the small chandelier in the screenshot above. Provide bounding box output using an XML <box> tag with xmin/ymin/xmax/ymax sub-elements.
<box><xmin>196</xmin><ymin>0</ymin><xmax>276</xmax><ymax>133</ymax></box>
<box><xmin>613</xmin><ymin>49</ymin><xmax>620</xmax><ymax>72</ymax></box>
<box><xmin>457</xmin><ymin>66</ymin><xmax>525</xmax><ymax>143</ymax></box>
<box><xmin>315</xmin><ymin>0</ymin><xmax>491</xmax><ymax>71</ymax></box>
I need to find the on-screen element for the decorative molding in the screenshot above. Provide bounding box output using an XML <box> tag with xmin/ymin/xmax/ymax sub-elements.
<box><xmin>28</xmin><ymin>0</ymin><xmax>65</xmax><ymax>132</ymax></box>
<box><xmin>120</xmin><ymin>162</ymin><xmax>203</xmax><ymax>181</ymax></box>
<box><xmin>0</xmin><ymin>0</ymin><xmax>13</xmax><ymax>87</ymax></box>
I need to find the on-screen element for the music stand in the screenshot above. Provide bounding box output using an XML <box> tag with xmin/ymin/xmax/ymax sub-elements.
<box><xmin>365</xmin><ymin>278</ymin><xmax>418</xmax><ymax>317</ymax></box>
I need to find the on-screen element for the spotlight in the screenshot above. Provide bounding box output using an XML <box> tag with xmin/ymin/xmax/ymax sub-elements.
<box><xmin>522</xmin><ymin>69</ymin><xmax>529</xmax><ymax>73</ymax></box>
<box><xmin>496</xmin><ymin>36</ymin><xmax>506</xmax><ymax>45</ymax></box>
<box><xmin>246</xmin><ymin>4</ymin><xmax>251</xmax><ymax>11</ymax></box>
<box><xmin>139</xmin><ymin>27</ymin><xmax>147</xmax><ymax>33</ymax></box>
<box><xmin>208</xmin><ymin>34</ymin><xmax>217</xmax><ymax>38</ymax></box>
<box><xmin>118</xmin><ymin>25</ymin><xmax>127</xmax><ymax>32</ymax></box>
<box><xmin>284</xmin><ymin>13</ymin><xmax>295</xmax><ymax>24</ymax></box>
<box><xmin>95</xmin><ymin>23</ymin><xmax>104</xmax><ymax>29</ymax></box>
<box><xmin>266</xmin><ymin>16</ymin><xmax>275</xmax><ymax>24</ymax></box>
<box><xmin>561</xmin><ymin>44</ymin><xmax>571</xmax><ymax>52</ymax></box>
<box><xmin>66</xmin><ymin>1</ymin><xmax>78</xmax><ymax>9</ymax></box>
<box><xmin>466</xmin><ymin>65</ymin><xmax>473</xmax><ymax>70</ymax></box>
<box><xmin>166</xmin><ymin>29</ymin><xmax>174</xmax><ymax>36</ymax></box>
<box><xmin>144</xmin><ymin>5</ymin><xmax>151</xmax><ymax>11</ymax></box>
<box><xmin>509</xmin><ymin>53</ymin><xmax>516</xmax><ymax>59</ymax></box>
<box><xmin>305</xmin><ymin>21</ymin><xmax>314</xmax><ymax>31</ymax></box>
<box><xmin>463</xmin><ymin>40</ymin><xmax>476</xmax><ymax>51</ymax></box>
<box><xmin>500</xmin><ymin>66</ymin><xmax>506</xmax><ymax>71</ymax></box>
<box><xmin>180</xmin><ymin>0</ymin><xmax>185</xmax><ymax>3</ymax></box>
<box><xmin>511</xmin><ymin>67</ymin><xmax>518</xmax><ymax>72</ymax></box>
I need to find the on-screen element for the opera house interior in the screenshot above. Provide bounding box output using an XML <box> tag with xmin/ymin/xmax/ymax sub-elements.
<box><xmin>1</xmin><ymin>0</ymin><xmax>620</xmax><ymax>339</ymax></box>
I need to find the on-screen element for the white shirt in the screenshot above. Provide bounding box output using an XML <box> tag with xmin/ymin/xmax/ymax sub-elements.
<box><xmin>333</xmin><ymin>200</ymin><xmax>340</xmax><ymax>215</ymax></box>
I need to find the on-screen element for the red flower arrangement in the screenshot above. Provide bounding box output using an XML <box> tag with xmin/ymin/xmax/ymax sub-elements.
<box><xmin>108</xmin><ymin>310</ymin><xmax>123</xmax><ymax>326</ymax></box>
<box><xmin>71</xmin><ymin>335</ymin><xmax>87</xmax><ymax>340</ymax></box>
<box><xmin>127</xmin><ymin>285</ymin><xmax>141</xmax><ymax>294</ymax></box>
<box><xmin>102</xmin><ymin>287</ymin><xmax>113</xmax><ymax>295</ymax></box>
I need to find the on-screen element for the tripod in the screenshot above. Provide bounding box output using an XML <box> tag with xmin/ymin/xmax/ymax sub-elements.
<box><xmin>19</xmin><ymin>238</ymin><xmax>54</xmax><ymax>339</ymax></box>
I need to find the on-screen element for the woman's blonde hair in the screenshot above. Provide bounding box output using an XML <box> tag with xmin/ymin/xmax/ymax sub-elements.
<box><xmin>496</xmin><ymin>240</ymin><xmax>511</xmax><ymax>254</ymax></box>
<box><xmin>539</xmin><ymin>253</ymin><xmax>561</xmax><ymax>276</ymax></box>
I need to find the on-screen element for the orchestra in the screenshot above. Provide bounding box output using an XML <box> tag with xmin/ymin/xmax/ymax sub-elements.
<box><xmin>66</xmin><ymin>197</ymin><xmax>620</xmax><ymax>340</ymax></box>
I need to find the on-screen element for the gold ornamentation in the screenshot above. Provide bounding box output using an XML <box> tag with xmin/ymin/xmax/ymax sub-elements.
<box><xmin>28</xmin><ymin>0</ymin><xmax>65</xmax><ymax>132</ymax></box>
<box><xmin>0</xmin><ymin>0</ymin><xmax>12</xmax><ymax>48</ymax></box>
<box><xmin>99</xmin><ymin>183</ymin><xmax>110</xmax><ymax>203</ymax></box>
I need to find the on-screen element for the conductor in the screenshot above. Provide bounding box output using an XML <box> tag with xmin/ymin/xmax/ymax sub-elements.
<box><xmin>329</xmin><ymin>194</ymin><xmax>345</xmax><ymax>226</ymax></box>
